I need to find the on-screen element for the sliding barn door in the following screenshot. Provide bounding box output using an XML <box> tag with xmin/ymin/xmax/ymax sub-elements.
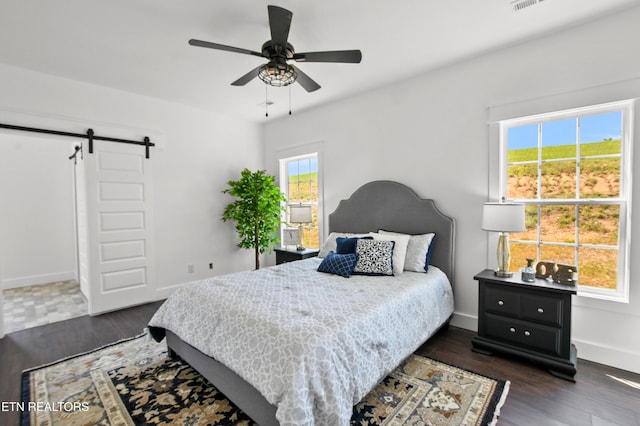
<box><xmin>81</xmin><ymin>142</ymin><xmax>156</xmax><ymax>315</ymax></box>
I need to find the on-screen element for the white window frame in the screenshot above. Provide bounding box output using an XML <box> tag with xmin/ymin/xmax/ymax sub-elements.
<box><xmin>279</xmin><ymin>152</ymin><xmax>320</xmax><ymax>249</ymax></box>
<box><xmin>499</xmin><ymin>100</ymin><xmax>633</xmax><ymax>302</ymax></box>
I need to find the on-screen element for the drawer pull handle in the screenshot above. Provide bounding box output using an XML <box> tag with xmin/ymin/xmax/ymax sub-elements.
<box><xmin>509</xmin><ymin>327</ymin><xmax>516</xmax><ymax>333</ymax></box>
<box><xmin>537</xmin><ymin>308</ymin><xmax>544</xmax><ymax>313</ymax></box>
<box><xmin>498</xmin><ymin>300</ymin><xmax>504</xmax><ymax>306</ymax></box>
<box><xmin>524</xmin><ymin>330</ymin><xmax>531</xmax><ymax>337</ymax></box>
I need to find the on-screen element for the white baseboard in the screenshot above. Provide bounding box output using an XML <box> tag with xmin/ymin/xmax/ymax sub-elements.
<box><xmin>574</xmin><ymin>338</ymin><xmax>640</xmax><ymax>375</ymax></box>
<box><xmin>154</xmin><ymin>283</ymin><xmax>186</xmax><ymax>300</ymax></box>
<box><xmin>1</xmin><ymin>271</ymin><xmax>77</xmax><ymax>290</ymax></box>
<box><xmin>451</xmin><ymin>311</ymin><xmax>477</xmax><ymax>332</ymax></box>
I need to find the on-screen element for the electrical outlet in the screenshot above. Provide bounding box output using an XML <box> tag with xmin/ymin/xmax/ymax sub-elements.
<box><xmin>187</xmin><ymin>264</ymin><xmax>195</xmax><ymax>274</ymax></box>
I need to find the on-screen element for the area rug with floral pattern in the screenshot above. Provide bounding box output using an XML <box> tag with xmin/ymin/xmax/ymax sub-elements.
<box><xmin>21</xmin><ymin>332</ymin><xmax>509</xmax><ymax>425</ymax></box>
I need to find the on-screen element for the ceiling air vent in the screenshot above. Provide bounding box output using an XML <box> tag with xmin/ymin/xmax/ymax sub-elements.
<box><xmin>510</xmin><ymin>0</ymin><xmax>544</xmax><ymax>12</ymax></box>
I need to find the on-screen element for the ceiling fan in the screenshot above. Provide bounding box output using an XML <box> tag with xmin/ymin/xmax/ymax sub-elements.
<box><xmin>188</xmin><ymin>5</ymin><xmax>362</xmax><ymax>92</ymax></box>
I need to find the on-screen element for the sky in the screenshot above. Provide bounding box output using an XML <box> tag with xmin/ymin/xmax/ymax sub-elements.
<box><xmin>288</xmin><ymin>156</ymin><xmax>318</xmax><ymax>176</ymax></box>
<box><xmin>508</xmin><ymin>111</ymin><xmax>622</xmax><ymax>150</ymax></box>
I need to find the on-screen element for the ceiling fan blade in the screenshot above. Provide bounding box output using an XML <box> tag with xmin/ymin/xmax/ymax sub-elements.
<box><xmin>290</xmin><ymin>64</ymin><xmax>321</xmax><ymax>92</ymax></box>
<box><xmin>231</xmin><ymin>65</ymin><xmax>263</xmax><ymax>86</ymax></box>
<box><xmin>293</xmin><ymin>50</ymin><xmax>362</xmax><ymax>63</ymax></box>
<box><xmin>189</xmin><ymin>39</ymin><xmax>264</xmax><ymax>58</ymax></box>
<box><xmin>267</xmin><ymin>5</ymin><xmax>293</xmax><ymax>47</ymax></box>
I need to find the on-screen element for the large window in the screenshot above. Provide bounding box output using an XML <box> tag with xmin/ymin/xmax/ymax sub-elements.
<box><xmin>280</xmin><ymin>153</ymin><xmax>319</xmax><ymax>249</ymax></box>
<box><xmin>500</xmin><ymin>101</ymin><xmax>633</xmax><ymax>301</ymax></box>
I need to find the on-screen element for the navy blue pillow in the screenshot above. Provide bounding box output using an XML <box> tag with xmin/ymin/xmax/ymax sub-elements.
<box><xmin>424</xmin><ymin>234</ymin><xmax>436</xmax><ymax>272</ymax></box>
<box><xmin>317</xmin><ymin>251</ymin><xmax>358</xmax><ymax>278</ymax></box>
<box><xmin>336</xmin><ymin>236</ymin><xmax>373</xmax><ymax>254</ymax></box>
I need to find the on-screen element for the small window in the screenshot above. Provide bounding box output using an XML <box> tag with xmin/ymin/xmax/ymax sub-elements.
<box><xmin>500</xmin><ymin>101</ymin><xmax>633</xmax><ymax>302</ymax></box>
<box><xmin>279</xmin><ymin>153</ymin><xmax>319</xmax><ymax>249</ymax></box>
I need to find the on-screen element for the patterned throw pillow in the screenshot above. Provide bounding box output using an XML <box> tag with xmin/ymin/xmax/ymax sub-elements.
<box><xmin>353</xmin><ymin>239</ymin><xmax>395</xmax><ymax>276</ymax></box>
<box><xmin>317</xmin><ymin>251</ymin><xmax>358</xmax><ymax>278</ymax></box>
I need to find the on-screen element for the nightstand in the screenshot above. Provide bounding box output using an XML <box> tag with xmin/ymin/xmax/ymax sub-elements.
<box><xmin>274</xmin><ymin>248</ymin><xmax>319</xmax><ymax>265</ymax></box>
<box><xmin>472</xmin><ymin>269</ymin><xmax>577</xmax><ymax>381</ymax></box>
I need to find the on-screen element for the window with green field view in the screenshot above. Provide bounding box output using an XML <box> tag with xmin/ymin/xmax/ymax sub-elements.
<box><xmin>501</xmin><ymin>101</ymin><xmax>632</xmax><ymax>301</ymax></box>
<box><xmin>282</xmin><ymin>154</ymin><xmax>319</xmax><ymax>249</ymax></box>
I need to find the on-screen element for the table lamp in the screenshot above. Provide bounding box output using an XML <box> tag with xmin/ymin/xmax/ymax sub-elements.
<box><xmin>482</xmin><ymin>201</ymin><xmax>525</xmax><ymax>277</ymax></box>
<box><xmin>289</xmin><ymin>205</ymin><xmax>312</xmax><ymax>251</ymax></box>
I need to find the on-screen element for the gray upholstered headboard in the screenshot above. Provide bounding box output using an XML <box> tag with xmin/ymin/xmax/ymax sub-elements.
<box><xmin>328</xmin><ymin>180</ymin><xmax>455</xmax><ymax>286</ymax></box>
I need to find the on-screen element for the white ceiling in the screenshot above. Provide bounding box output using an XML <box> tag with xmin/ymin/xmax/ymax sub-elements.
<box><xmin>1</xmin><ymin>0</ymin><xmax>638</xmax><ymax>123</ymax></box>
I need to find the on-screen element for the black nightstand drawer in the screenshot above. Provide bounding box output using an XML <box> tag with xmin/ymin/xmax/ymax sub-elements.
<box><xmin>484</xmin><ymin>285</ymin><xmax>520</xmax><ymax>317</ymax></box>
<box><xmin>521</xmin><ymin>294</ymin><xmax>562</xmax><ymax>326</ymax></box>
<box><xmin>486</xmin><ymin>315</ymin><xmax>562</xmax><ymax>356</ymax></box>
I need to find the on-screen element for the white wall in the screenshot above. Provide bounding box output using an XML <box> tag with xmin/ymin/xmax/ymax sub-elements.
<box><xmin>264</xmin><ymin>6</ymin><xmax>640</xmax><ymax>373</ymax></box>
<box><xmin>0</xmin><ymin>63</ymin><xmax>263</xmax><ymax>310</ymax></box>
<box><xmin>0</xmin><ymin>134</ymin><xmax>77</xmax><ymax>288</ymax></box>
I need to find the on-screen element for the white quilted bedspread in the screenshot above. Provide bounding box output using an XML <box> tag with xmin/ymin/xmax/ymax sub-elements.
<box><xmin>149</xmin><ymin>258</ymin><xmax>454</xmax><ymax>426</ymax></box>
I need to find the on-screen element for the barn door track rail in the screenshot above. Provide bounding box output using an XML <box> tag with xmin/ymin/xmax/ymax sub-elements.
<box><xmin>0</xmin><ymin>122</ymin><xmax>155</xmax><ymax>159</ymax></box>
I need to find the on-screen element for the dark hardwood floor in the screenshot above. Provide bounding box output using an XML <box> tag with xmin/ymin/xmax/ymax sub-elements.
<box><xmin>2</xmin><ymin>302</ymin><xmax>639</xmax><ymax>426</ymax></box>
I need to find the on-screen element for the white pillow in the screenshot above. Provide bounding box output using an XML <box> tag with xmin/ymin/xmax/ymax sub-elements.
<box><xmin>379</xmin><ymin>230</ymin><xmax>435</xmax><ymax>272</ymax></box>
<box><xmin>369</xmin><ymin>232</ymin><xmax>410</xmax><ymax>275</ymax></box>
<box><xmin>318</xmin><ymin>232</ymin><xmax>371</xmax><ymax>258</ymax></box>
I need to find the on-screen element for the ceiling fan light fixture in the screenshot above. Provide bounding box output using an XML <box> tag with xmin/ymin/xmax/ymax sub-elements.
<box><xmin>258</xmin><ymin>61</ymin><xmax>297</xmax><ymax>87</ymax></box>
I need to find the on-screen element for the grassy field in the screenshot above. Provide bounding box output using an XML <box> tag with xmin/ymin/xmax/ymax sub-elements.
<box><xmin>507</xmin><ymin>140</ymin><xmax>621</xmax><ymax>289</ymax></box>
<box><xmin>287</xmin><ymin>172</ymin><xmax>319</xmax><ymax>248</ymax></box>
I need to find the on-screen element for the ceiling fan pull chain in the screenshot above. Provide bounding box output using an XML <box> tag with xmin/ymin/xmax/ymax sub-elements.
<box><xmin>289</xmin><ymin>85</ymin><xmax>292</xmax><ymax>115</ymax></box>
<box><xmin>265</xmin><ymin>85</ymin><xmax>269</xmax><ymax>117</ymax></box>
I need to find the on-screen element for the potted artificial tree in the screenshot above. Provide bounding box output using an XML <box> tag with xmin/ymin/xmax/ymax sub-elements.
<box><xmin>222</xmin><ymin>168</ymin><xmax>286</xmax><ymax>269</ymax></box>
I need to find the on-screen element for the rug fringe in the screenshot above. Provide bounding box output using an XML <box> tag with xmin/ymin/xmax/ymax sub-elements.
<box><xmin>488</xmin><ymin>380</ymin><xmax>511</xmax><ymax>426</ymax></box>
<box><xmin>21</xmin><ymin>329</ymin><xmax>149</xmax><ymax>375</ymax></box>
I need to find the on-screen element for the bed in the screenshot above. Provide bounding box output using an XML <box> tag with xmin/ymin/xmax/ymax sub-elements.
<box><xmin>148</xmin><ymin>180</ymin><xmax>456</xmax><ymax>426</ymax></box>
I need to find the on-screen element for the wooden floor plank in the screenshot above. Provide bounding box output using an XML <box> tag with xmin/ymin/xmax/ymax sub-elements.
<box><xmin>1</xmin><ymin>301</ymin><xmax>639</xmax><ymax>426</ymax></box>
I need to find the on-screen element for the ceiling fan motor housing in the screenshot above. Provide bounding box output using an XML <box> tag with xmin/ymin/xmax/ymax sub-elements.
<box><xmin>261</xmin><ymin>41</ymin><xmax>295</xmax><ymax>59</ymax></box>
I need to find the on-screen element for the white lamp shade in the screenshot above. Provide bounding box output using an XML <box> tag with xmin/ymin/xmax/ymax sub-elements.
<box><xmin>290</xmin><ymin>205</ymin><xmax>312</xmax><ymax>224</ymax></box>
<box><xmin>482</xmin><ymin>202</ymin><xmax>525</xmax><ymax>233</ymax></box>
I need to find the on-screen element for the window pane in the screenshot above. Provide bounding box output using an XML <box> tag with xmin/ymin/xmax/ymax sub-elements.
<box><xmin>511</xmin><ymin>205</ymin><xmax>538</xmax><ymax>241</ymax></box>
<box><xmin>541</xmin><ymin>160</ymin><xmax>576</xmax><ymax>198</ymax></box>
<box><xmin>540</xmin><ymin>204</ymin><xmax>575</xmax><ymax>243</ymax></box>
<box><xmin>288</xmin><ymin>180</ymin><xmax>299</xmax><ymax>202</ymax></box>
<box><xmin>580</xmin><ymin>111</ymin><xmax>622</xmax><ymax>144</ymax></box>
<box><xmin>580</xmin><ymin>157</ymin><xmax>620</xmax><ymax>198</ymax></box>
<box><xmin>542</xmin><ymin>119</ymin><xmax>576</xmax><ymax>158</ymax></box>
<box><xmin>507</xmin><ymin>163</ymin><xmax>537</xmax><ymax>199</ymax></box>
<box><xmin>509</xmin><ymin>242</ymin><xmax>537</xmax><ymax>271</ymax></box>
<box><xmin>508</xmin><ymin>124</ymin><xmax>538</xmax><ymax>155</ymax></box>
<box><xmin>540</xmin><ymin>244</ymin><xmax>575</xmax><ymax>266</ymax></box>
<box><xmin>578</xmin><ymin>247</ymin><xmax>617</xmax><ymax>289</ymax></box>
<box><xmin>578</xmin><ymin>204</ymin><xmax>619</xmax><ymax>246</ymax></box>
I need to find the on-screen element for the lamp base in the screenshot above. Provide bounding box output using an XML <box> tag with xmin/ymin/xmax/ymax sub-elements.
<box><xmin>494</xmin><ymin>269</ymin><xmax>514</xmax><ymax>278</ymax></box>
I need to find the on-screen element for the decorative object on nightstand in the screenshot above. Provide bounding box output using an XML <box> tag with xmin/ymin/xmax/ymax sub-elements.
<box><xmin>521</xmin><ymin>258</ymin><xmax>536</xmax><ymax>282</ymax></box>
<box><xmin>274</xmin><ymin>247</ymin><xmax>318</xmax><ymax>265</ymax></box>
<box><xmin>472</xmin><ymin>269</ymin><xmax>577</xmax><ymax>381</ymax></box>
<box><xmin>282</xmin><ymin>228</ymin><xmax>299</xmax><ymax>249</ymax></box>
<box><xmin>289</xmin><ymin>204</ymin><xmax>312</xmax><ymax>251</ymax></box>
<box><xmin>482</xmin><ymin>201</ymin><xmax>525</xmax><ymax>278</ymax></box>
<box><xmin>535</xmin><ymin>261</ymin><xmax>578</xmax><ymax>285</ymax></box>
